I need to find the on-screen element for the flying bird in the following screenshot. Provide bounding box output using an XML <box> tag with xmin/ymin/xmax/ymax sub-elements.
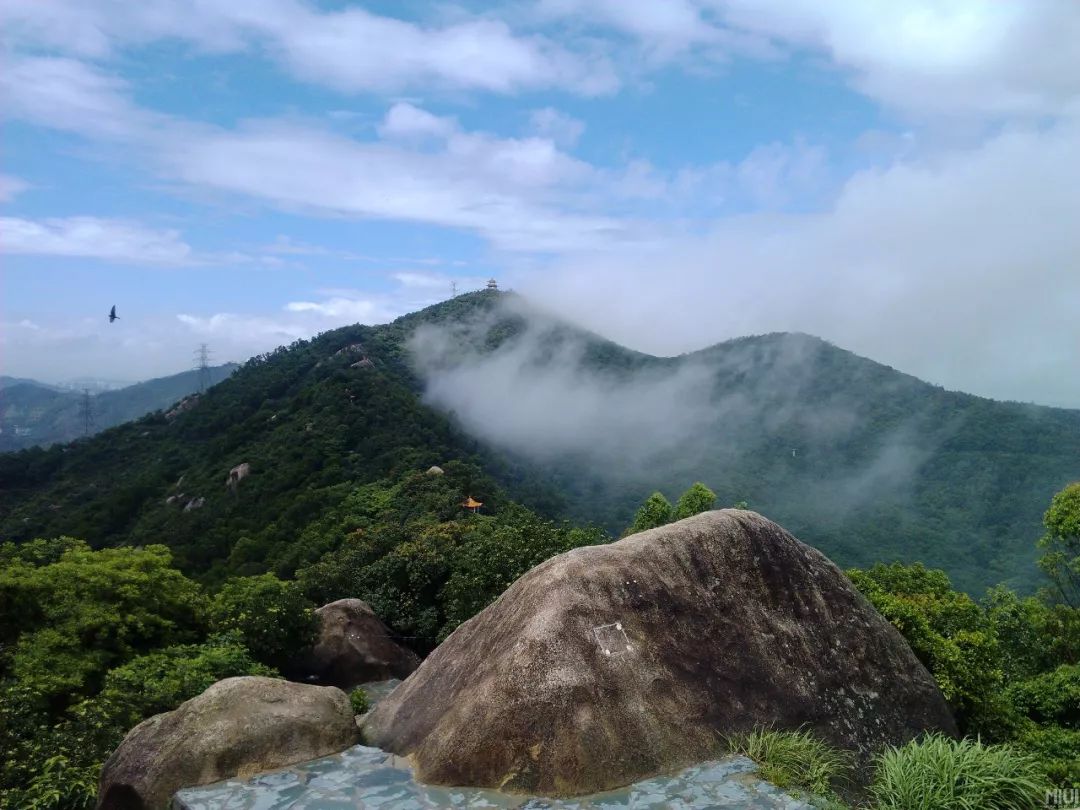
<box><xmin>109</xmin><ymin>305</ymin><xmax>119</xmax><ymax>323</ymax></box>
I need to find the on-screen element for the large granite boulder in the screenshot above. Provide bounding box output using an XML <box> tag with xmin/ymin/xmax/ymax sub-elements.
<box><xmin>97</xmin><ymin>676</ymin><xmax>358</xmax><ymax>809</ymax></box>
<box><xmin>288</xmin><ymin>598</ymin><xmax>420</xmax><ymax>689</ymax></box>
<box><xmin>363</xmin><ymin>510</ymin><xmax>956</xmax><ymax>796</ymax></box>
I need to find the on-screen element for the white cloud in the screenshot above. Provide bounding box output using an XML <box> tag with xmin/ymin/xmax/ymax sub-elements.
<box><xmin>262</xmin><ymin>7</ymin><xmax>616</xmax><ymax>96</ymax></box>
<box><xmin>0</xmin><ymin>175</ymin><xmax>30</xmax><ymax>203</ymax></box>
<box><xmin>525</xmin><ymin>117</ymin><xmax>1080</xmax><ymax>406</ymax></box>
<box><xmin>285</xmin><ymin>297</ymin><xmax>392</xmax><ymax>322</ymax></box>
<box><xmin>1</xmin><ymin>56</ymin><xmax>630</xmax><ymax>253</ymax></box>
<box><xmin>378</xmin><ymin>102</ymin><xmax>457</xmax><ymax>140</ymax></box>
<box><xmin>0</xmin><ymin>0</ymin><xmax>617</xmax><ymax>97</ymax></box>
<box><xmin>538</xmin><ymin>0</ymin><xmax>714</xmax><ymax>53</ymax></box>
<box><xmin>710</xmin><ymin>0</ymin><xmax>1080</xmax><ymax>120</ymax></box>
<box><xmin>0</xmin><ymin>56</ymin><xmax>161</xmax><ymax>141</ymax></box>
<box><xmin>0</xmin><ymin>216</ymin><xmax>192</xmax><ymax>263</ymax></box>
<box><xmin>528</xmin><ymin>108</ymin><xmax>585</xmax><ymax>147</ymax></box>
<box><xmin>165</xmin><ymin>119</ymin><xmax>628</xmax><ymax>253</ymax></box>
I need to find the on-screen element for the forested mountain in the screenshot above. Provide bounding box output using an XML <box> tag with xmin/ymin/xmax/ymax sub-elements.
<box><xmin>2</xmin><ymin>290</ymin><xmax>1078</xmax><ymax>593</ymax></box>
<box><xmin>0</xmin><ymin>365</ymin><xmax>237</xmax><ymax>451</ymax></box>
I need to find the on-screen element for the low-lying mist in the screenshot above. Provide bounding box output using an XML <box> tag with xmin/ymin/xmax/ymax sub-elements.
<box><xmin>407</xmin><ymin>295</ymin><xmax>943</xmax><ymax>522</ymax></box>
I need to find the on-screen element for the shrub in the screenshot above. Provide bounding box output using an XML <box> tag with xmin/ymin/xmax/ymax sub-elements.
<box><xmin>628</xmin><ymin>492</ymin><xmax>672</xmax><ymax>534</ymax></box>
<box><xmin>349</xmin><ymin>688</ymin><xmax>369</xmax><ymax>715</ymax></box>
<box><xmin>1017</xmin><ymin>724</ymin><xmax>1080</xmax><ymax>787</ymax></box>
<box><xmin>1</xmin><ymin>543</ymin><xmax>206</xmax><ymax>705</ymax></box>
<box><xmin>1007</xmin><ymin>665</ymin><xmax>1080</xmax><ymax>728</ymax></box>
<box><xmin>869</xmin><ymin>733</ymin><xmax>1045</xmax><ymax>810</ymax></box>
<box><xmin>0</xmin><ymin>637</ymin><xmax>274</xmax><ymax>810</ymax></box>
<box><xmin>848</xmin><ymin>563</ymin><xmax>1005</xmax><ymax>735</ymax></box>
<box><xmin>673</xmin><ymin>482</ymin><xmax>717</xmax><ymax>521</ymax></box>
<box><xmin>725</xmin><ymin>727</ymin><xmax>853</xmax><ymax>798</ymax></box>
<box><xmin>209</xmin><ymin>574</ymin><xmax>318</xmax><ymax>668</ymax></box>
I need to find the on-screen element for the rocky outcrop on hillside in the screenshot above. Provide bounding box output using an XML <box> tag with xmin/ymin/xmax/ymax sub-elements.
<box><xmin>287</xmin><ymin>598</ymin><xmax>420</xmax><ymax>690</ymax></box>
<box><xmin>97</xmin><ymin>677</ymin><xmax>358</xmax><ymax>809</ymax></box>
<box><xmin>363</xmin><ymin>510</ymin><xmax>956</xmax><ymax>796</ymax></box>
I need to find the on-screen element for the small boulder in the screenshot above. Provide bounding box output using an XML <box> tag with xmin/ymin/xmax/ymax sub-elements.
<box><xmin>288</xmin><ymin>599</ymin><xmax>420</xmax><ymax>690</ymax></box>
<box><xmin>97</xmin><ymin>676</ymin><xmax>358</xmax><ymax>810</ymax></box>
<box><xmin>363</xmin><ymin>510</ymin><xmax>956</xmax><ymax>796</ymax></box>
<box><xmin>226</xmin><ymin>463</ymin><xmax>251</xmax><ymax>489</ymax></box>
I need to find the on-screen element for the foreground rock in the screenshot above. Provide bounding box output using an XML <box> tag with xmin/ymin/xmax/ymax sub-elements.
<box><xmin>287</xmin><ymin>598</ymin><xmax>420</xmax><ymax>689</ymax></box>
<box><xmin>98</xmin><ymin>676</ymin><xmax>358</xmax><ymax>809</ymax></box>
<box><xmin>364</xmin><ymin>510</ymin><xmax>956</xmax><ymax>796</ymax></box>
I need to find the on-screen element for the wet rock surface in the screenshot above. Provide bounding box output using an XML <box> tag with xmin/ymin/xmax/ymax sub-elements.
<box><xmin>174</xmin><ymin>745</ymin><xmax>816</xmax><ymax>809</ymax></box>
<box><xmin>364</xmin><ymin>510</ymin><xmax>955</xmax><ymax>795</ymax></box>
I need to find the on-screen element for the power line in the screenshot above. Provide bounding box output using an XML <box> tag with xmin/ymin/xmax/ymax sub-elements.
<box><xmin>194</xmin><ymin>343</ymin><xmax>213</xmax><ymax>393</ymax></box>
<box><xmin>78</xmin><ymin>389</ymin><xmax>95</xmax><ymax>437</ymax></box>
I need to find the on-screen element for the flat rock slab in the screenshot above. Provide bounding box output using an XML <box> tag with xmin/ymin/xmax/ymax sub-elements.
<box><xmin>174</xmin><ymin>745</ymin><xmax>816</xmax><ymax>809</ymax></box>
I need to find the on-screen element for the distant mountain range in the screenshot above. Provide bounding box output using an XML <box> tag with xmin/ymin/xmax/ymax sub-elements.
<box><xmin>0</xmin><ymin>365</ymin><xmax>237</xmax><ymax>451</ymax></box>
<box><xmin>2</xmin><ymin>291</ymin><xmax>1076</xmax><ymax>594</ymax></box>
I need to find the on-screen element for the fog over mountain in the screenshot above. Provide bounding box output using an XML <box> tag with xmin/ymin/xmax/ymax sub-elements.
<box><xmin>410</xmin><ymin>297</ymin><xmax>920</xmax><ymax>486</ymax></box>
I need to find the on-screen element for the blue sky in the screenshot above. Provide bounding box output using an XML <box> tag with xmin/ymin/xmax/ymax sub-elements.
<box><xmin>2</xmin><ymin>1</ymin><xmax>1079</xmax><ymax>406</ymax></box>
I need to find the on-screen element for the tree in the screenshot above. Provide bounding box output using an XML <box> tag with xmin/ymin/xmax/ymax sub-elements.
<box><xmin>628</xmin><ymin>492</ymin><xmax>673</xmax><ymax>534</ymax></box>
<box><xmin>1038</xmin><ymin>482</ymin><xmax>1080</xmax><ymax>607</ymax></box>
<box><xmin>848</xmin><ymin>562</ymin><xmax>1006</xmax><ymax>736</ymax></box>
<box><xmin>1</xmin><ymin>543</ymin><xmax>206</xmax><ymax>705</ymax></box>
<box><xmin>673</xmin><ymin>482</ymin><xmax>717</xmax><ymax>521</ymax></box>
<box><xmin>208</xmin><ymin>574</ymin><xmax>317</xmax><ymax>668</ymax></box>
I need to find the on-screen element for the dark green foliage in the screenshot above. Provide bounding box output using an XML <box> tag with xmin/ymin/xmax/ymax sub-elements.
<box><xmin>1007</xmin><ymin>665</ymin><xmax>1080</xmax><ymax>728</ymax></box>
<box><xmin>208</xmin><ymin>575</ymin><xmax>317</xmax><ymax>668</ymax></box>
<box><xmin>0</xmin><ymin>541</ymin><xmax>206</xmax><ymax>706</ymax></box>
<box><xmin>0</xmin><ymin>293</ymin><xmax>563</xmax><ymax>589</ymax></box>
<box><xmin>439</xmin><ymin>507</ymin><xmax>606</xmax><ymax>636</ymax></box>
<box><xmin>628</xmin><ymin>492</ymin><xmax>673</xmax><ymax>534</ymax></box>
<box><xmin>673</xmin><ymin>482</ymin><xmax>717</xmax><ymax>521</ymax></box>
<box><xmin>0</xmin><ymin>637</ymin><xmax>271</xmax><ymax>810</ymax></box>
<box><xmin>3</xmin><ymin>291</ymin><xmax>1076</xmax><ymax>596</ymax></box>
<box><xmin>0</xmin><ymin>541</ymin><xmax>282</xmax><ymax>808</ymax></box>
<box><xmin>850</xmin><ymin>542</ymin><xmax>1080</xmax><ymax>787</ymax></box>
<box><xmin>847</xmin><ymin>563</ymin><xmax>1006</xmax><ymax>735</ymax></box>
<box><xmin>349</xmin><ymin>688</ymin><xmax>369</xmax><ymax>715</ymax></box>
<box><xmin>295</xmin><ymin>471</ymin><xmax>605</xmax><ymax>648</ymax></box>
<box><xmin>1038</xmin><ymin>481</ymin><xmax>1080</xmax><ymax>606</ymax></box>
<box><xmin>1016</xmin><ymin>725</ymin><xmax>1080</xmax><ymax>786</ymax></box>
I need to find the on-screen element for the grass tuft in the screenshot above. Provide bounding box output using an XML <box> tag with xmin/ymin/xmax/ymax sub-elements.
<box><xmin>869</xmin><ymin>733</ymin><xmax>1046</xmax><ymax>810</ymax></box>
<box><xmin>725</xmin><ymin>727</ymin><xmax>854</xmax><ymax>798</ymax></box>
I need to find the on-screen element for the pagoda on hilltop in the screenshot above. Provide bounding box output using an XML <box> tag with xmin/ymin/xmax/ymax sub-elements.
<box><xmin>461</xmin><ymin>496</ymin><xmax>483</xmax><ymax>513</ymax></box>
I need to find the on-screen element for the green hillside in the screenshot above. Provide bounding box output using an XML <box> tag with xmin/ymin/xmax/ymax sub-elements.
<box><xmin>0</xmin><ymin>365</ymin><xmax>237</xmax><ymax>451</ymax></box>
<box><xmin>2</xmin><ymin>290</ymin><xmax>1078</xmax><ymax>593</ymax></box>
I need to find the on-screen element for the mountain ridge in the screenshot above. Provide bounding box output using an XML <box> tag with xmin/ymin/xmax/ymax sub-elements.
<box><xmin>2</xmin><ymin>290</ymin><xmax>1076</xmax><ymax>594</ymax></box>
<box><xmin>0</xmin><ymin>364</ymin><xmax>238</xmax><ymax>451</ymax></box>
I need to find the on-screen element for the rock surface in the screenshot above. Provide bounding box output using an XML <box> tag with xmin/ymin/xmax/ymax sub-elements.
<box><xmin>175</xmin><ymin>745</ymin><xmax>814</xmax><ymax>810</ymax></box>
<box><xmin>97</xmin><ymin>676</ymin><xmax>358</xmax><ymax>810</ymax></box>
<box><xmin>288</xmin><ymin>598</ymin><xmax>420</xmax><ymax>689</ymax></box>
<box><xmin>363</xmin><ymin>510</ymin><xmax>956</xmax><ymax>796</ymax></box>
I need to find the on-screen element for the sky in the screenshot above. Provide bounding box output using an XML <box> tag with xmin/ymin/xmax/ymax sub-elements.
<box><xmin>2</xmin><ymin>1</ymin><xmax>1079</xmax><ymax>406</ymax></box>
